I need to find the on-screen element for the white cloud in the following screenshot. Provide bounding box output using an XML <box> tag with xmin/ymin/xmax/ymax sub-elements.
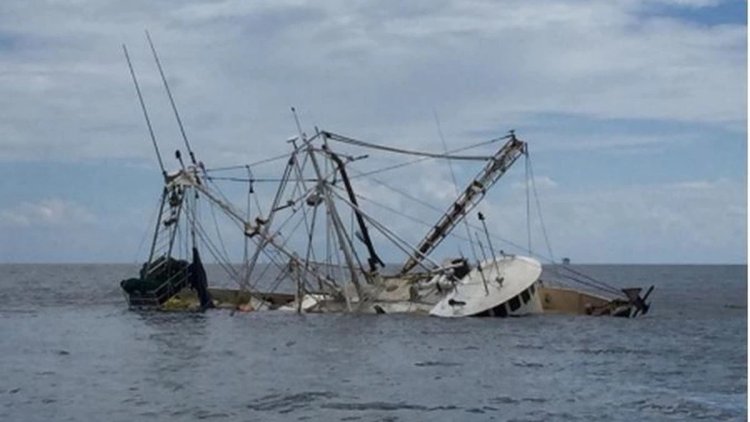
<box><xmin>0</xmin><ymin>0</ymin><xmax>743</xmax><ymax>163</ymax></box>
<box><xmin>0</xmin><ymin>199</ymin><xmax>97</xmax><ymax>228</ymax></box>
<box><xmin>476</xmin><ymin>178</ymin><xmax>747</xmax><ymax>263</ymax></box>
<box><xmin>512</xmin><ymin>175</ymin><xmax>558</xmax><ymax>190</ymax></box>
<box><xmin>0</xmin><ymin>0</ymin><xmax>744</xmax><ymax>263</ymax></box>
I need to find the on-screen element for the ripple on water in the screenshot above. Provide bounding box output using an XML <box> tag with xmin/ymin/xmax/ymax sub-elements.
<box><xmin>413</xmin><ymin>361</ymin><xmax>463</xmax><ymax>367</ymax></box>
<box><xmin>0</xmin><ymin>264</ymin><xmax>745</xmax><ymax>421</ymax></box>
<box><xmin>639</xmin><ymin>396</ymin><xmax>745</xmax><ymax>420</ymax></box>
<box><xmin>321</xmin><ymin>401</ymin><xmax>460</xmax><ymax>412</ymax></box>
<box><xmin>247</xmin><ymin>391</ymin><xmax>338</xmax><ymax>413</ymax></box>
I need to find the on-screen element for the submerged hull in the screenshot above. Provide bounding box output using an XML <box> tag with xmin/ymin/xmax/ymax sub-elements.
<box><xmin>131</xmin><ymin>256</ymin><xmax>638</xmax><ymax>318</ymax></box>
<box><xmin>538</xmin><ymin>285</ymin><xmax>634</xmax><ymax>317</ymax></box>
<box><xmin>430</xmin><ymin>255</ymin><xmax>543</xmax><ymax>317</ymax></box>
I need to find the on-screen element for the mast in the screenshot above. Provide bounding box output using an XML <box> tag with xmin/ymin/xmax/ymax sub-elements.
<box><xmin>122</xmin><ymin>44</ymin><xmax>167</xmax><ymax>179</ymax></box>
<box><xmin>320</xmin><ymin>136</ymin><xmax>384</xmax><ymax>273</ymax></box>
<box><xmin>399</xmin><ymin>132</ymin><xmax>526</xmax><ymax>274</ymax></box>
<box><xmin>305</xmin><ymin>142</ymin><xmax>364</xmax><ymax>305</ymax></box>
<box><xmin>145</xmin><ymin>30</ymin><xmax>198</xmax><ymax>167</ymax></box>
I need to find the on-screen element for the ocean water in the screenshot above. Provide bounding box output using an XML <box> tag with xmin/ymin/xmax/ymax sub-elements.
<box><xmin>0</xmin><ymin>264</ymin><xmax>746</xmax><ymax>421</ymax></box>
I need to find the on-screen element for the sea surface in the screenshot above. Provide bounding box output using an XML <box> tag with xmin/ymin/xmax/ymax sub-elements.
<box><xmin>0</xmin><ymin>264</ymin><xmax>746</xmax><ymax>421</ymax></box>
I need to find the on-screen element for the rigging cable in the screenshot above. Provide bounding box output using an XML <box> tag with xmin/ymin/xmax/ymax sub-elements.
<box><xmin>347</xmin><ymin>165</ymin><xmax>624</xmax><ymax>296</ymax></box>
<box><xmin>323</xmin><ymin>131</ymin><xmax>505</xmax><ymax>161</ymax></box>
<box><xmin>204</xmin><ymin>152</ymin><xmax>293</xmax><ymax>173</ymax></box>
<box><xmin>433</xmin><ymin>110</ymin><xmax>479</xmax><ymax>262</ymax></box>
<box><xmin>525</xmin><ymin>147</ymin><xmax>532</xmax><ymax>255</ymax></box>
<box><xmin>527</xmin><ymin>151</ymin><xmax>556</xmax><ymax>265</ymax></box>
<box><xmin>132</xmin><ymin>192</ymin><xmax>164</xmax><ymax>263</ymax></box>
<box><xmin>350</xmin><ymin>137</ymin><xmax>508</xmax><ymax>178</ymax></box>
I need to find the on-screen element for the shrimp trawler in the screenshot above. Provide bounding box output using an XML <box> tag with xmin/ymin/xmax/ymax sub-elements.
<box><xmin>118</xmin><ymin>37</ymin><xmax>653</xmax><ymax>318</ymax></box>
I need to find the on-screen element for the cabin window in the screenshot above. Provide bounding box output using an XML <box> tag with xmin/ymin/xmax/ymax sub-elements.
<box><xmin>493</xmin><ymin>303</ymin><xmax>508</xmax><ymax>317</ymax></box>
<box><xmin>508</xmin><ymin>295</ymin><xmax>521</xmax><ymax>311</ymax></box>
<box><xmin>476</xmin><ymin>310</ymin><xmax>491</xmax><ymax>317</ymax></box>
<box><xmin>529</xmin><ymin>283</ymin><xmax>535</xmax><ymax>295</ymax></box>
<box><xmin>521</xmin><ymin>289</ymin><xmax>530</xmax><ymax>304</ymax></box>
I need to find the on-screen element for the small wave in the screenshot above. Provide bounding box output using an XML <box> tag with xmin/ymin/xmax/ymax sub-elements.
<box><xmin>639</xmin><ymin>397</ymin><xmax>742</xmax><ymax>420</ymax></box>
<box><xmin>512</xmin><ymin>361</ymin><xmax>544</xmax><ymax>368</ymax></box>
<box><xmin>487</xmin><ymin>396</ymin><xmax>547</xmax><ymax>406</ymax></box>
<box><xmin>515</xmin><ymin>344</ymin><xmax>544</xmax><ymax>350</ymax></box>
<box><xmin>489</xmin><ymin>396</ymin><xmax>519</xmax><ymax>405</ymax></box>
<box><xmin>576</xmin><ymin>347</ymin><xmax>651</xmax><ymax>356</ymax></box>
<box><xmin>321</xmin><ymin>402</ymin><xmax>458</xmax><ymax>412</ymax></box>
<box><xmin>247</xmin><ymin>391</ymin><xmax>337</xmax><ymax>413</ymax></box>
<box><xmin>414</xmin><ymin>361</ymin><xmax>463</xmax><ymax>367</ymax></box>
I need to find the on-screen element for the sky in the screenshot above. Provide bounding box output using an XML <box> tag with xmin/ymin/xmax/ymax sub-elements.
<box><xmin>0</xmin><ymin>0</ymin><xmax>746</xmax><ymax>264</ymax></box>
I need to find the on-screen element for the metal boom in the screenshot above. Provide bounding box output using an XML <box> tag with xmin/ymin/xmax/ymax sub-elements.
<box><xmin>400</xmin><ymin>132</ymin><xmax>526</xmax><ymax>274</ymax></box>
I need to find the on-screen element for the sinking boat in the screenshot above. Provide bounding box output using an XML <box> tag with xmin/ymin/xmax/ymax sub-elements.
<box><xmin>117</xmin><ymin>38</ymin><xmax>653</xmax><ymax>318</ymax></box>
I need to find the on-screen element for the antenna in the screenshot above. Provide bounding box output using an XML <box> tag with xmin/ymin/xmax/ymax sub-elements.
<box><xmin>291</xmin><ymin>107</ymin><xmax>306</xmax><ymax>142</ymax></box>
<box><xmin>145</xmin><ymin>30</ymin><xmax>198</xmax><ymax>166</ymax></box>
<box><xmin>122</xmin><ymin>44</ymin><xmax>166</xmax><ymax>178</ymax></box>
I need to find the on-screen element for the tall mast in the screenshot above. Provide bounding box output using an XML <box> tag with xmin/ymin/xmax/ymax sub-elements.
<box><xmin>122</xmin><ymin>44</ymin><xmax>166</xmax><ymax>179</ymax></box>
<box><xmin>145</xmin><ymin>30</ymin><xmax>198</xmax><ymax>167</ymax></box>
<box><xmin>399</xmin><ymin>132</ymin><xmax>526</xmax><ymax>274</ymax></box>
<box><xmin>305</xmin><ymin>140</ymin><xmax>363</xmax><ymax>304</ymax></box>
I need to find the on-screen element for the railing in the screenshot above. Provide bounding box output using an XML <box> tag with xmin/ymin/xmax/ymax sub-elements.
<box><xmin>125</xmin><ymin>266</ymin><xmax>191</xmax><ymax>309</ymax></box>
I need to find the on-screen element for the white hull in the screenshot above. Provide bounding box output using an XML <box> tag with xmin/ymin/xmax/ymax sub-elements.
<box><xmin>430</xmin><ymin>255</ymin><xmax>543</xmax><ymax>317</ymax></box>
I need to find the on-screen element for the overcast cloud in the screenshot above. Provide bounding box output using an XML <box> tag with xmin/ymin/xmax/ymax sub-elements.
<box><xmin>0</xmin><ymin>0</ymin><xmax>745</xmax><ymax>263</ymax></box>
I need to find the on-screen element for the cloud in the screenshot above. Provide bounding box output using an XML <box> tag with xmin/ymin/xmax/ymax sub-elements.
<box><xmin>0</xmin><ymin>198</ymin><xmax>96</xmax><ymax>228</ymax></box>
<box><xmin>512</xmin><ymin>175</ymin><xmax>558</xmax><ymax>190</ymax></box>
<box><xmin>0</xmin><ymin>0</ymin><xmax>744</xmax><ymax>163</ymax></box>
<box><xmin>476</xmin><ymin>178</ymin><xmax>747</xmax><ymax>263</ymax></box>
<box><xmin>0</xmin><ymin>0</ymin><xmax>744</xmax><ymax>264</ymax></box>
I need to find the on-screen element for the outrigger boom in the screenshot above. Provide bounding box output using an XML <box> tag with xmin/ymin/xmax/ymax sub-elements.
<box><xmin>400</xmin><ymin>131</ymin><xmax>525</xmax><ymax>275</ymax></box>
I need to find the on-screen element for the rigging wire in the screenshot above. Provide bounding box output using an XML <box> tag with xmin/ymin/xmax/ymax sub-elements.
<box><xmin>206</xmin><ymin>176</ymin><xmax>319</xmax><ymax>183</ymax></box>
<box><xmin>204</xmin><ymin>152</ymin><xmax>293</xmax><ymax>173</ymax></box>
<box><xmin>346</xmin><ymin>164</ymin><xmax>623</xmax><ymax>296</ymax></box>
<box><xmin>200</xmin><ymin>131</ymin><xmax>500</xmax><ymax>182</ymax></box>
<box><xmin>433</xmin><ymin>110</ymin><xmax>479</xmax><ymax>262</ymax></box>
<box><xmin>527</xmin><ymin>151</ymin><xmax>556</xmax><ymax>264</ymax></box>
<box><xmin>350</xmin><ymin>136</ymin><xmax>505</xmax><ymax>179</ymax></box>
<box><xmin>525</xmin><ymin>148</ymin><xmax>532</xmax><ymax>255</ymax></box>
<box><xmin>323</xmin><ymin>131</ymin><xmax>503</xmax><ymax>161</ymax></box>
<box><xmin>186</xmin><ymin>199</ymin><xmax>241</xmax><ymax>281</ymax></box>
<box><xmin>188</xmin><ymin>181</ymin><xmax>296</xmax><ymax>289</ymax></box>
<box><xmin>328</xmin><ymin>188</ymin><xmax>440</xmax><ymax>272</ymax></box>
<box><xmin>208</xmin><ymin>194</ymin><xmax>236</xmax><ymax>272</ymax></box>
<box><xmin>132</xmin><ymin>192</ymin><xmax>164</xmax><ymax>263</ymax></box>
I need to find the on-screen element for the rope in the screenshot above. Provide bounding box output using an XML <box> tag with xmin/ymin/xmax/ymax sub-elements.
<box><xmin>348</xmin><ymin>164</ymin><xmax>625</xmax><ymax>296</ymax></box>
<box><xmin>328</xmin><ymin>187</ymin><xmax>440</xmax><ymax>272</ymax></box>
<box><xmin>527</xmin><ymin>152</ymin><xmax>556</xmax><ymax>264</ymax></box>
<box><xmin>186</xmin><ymin>200</ymin><xmax>241</xmax><ymax>281</ymax></box>
<box><xmin>132</xmin><ymin>192</ymin><xmax>163</xmax><ymax>263</ymax></box>
<box><xmin>433</xmin><ymin>110</ymin><xmax>479</xmax><ymax>264</ymax></box>
<box><xmin>323</xmin><ymin>131</ymin><xmax>504</xmax><ymax>161</ymax></box>
<box><xmin>208</xmin><ymin>196</ymin><xmax>234</xmax><ymax>268</ymax></box>
<box><xmin>203</xmin><ymin>152</ymin><xmax>292</xmax><ymax>173</ymax></box>
<box><xmin>525</xmin><ymin>150</ymin><xmax>532</xmax><ymax>255</ymax></box>
<box><xmin>206</xmin><ymin>176</ymin><xmax>319</xmax><ymax>183</ymax></box>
